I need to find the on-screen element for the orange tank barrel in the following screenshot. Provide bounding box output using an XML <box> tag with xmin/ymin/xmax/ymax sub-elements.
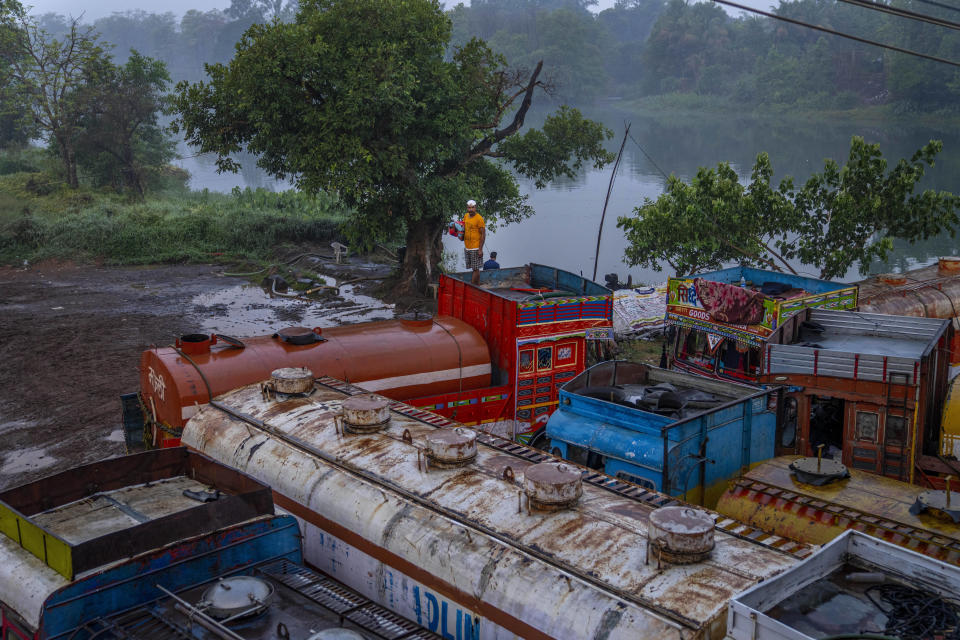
<box><xmin>139</xmin><ymin>315</ymin><xmax>491</xmax><ymax>442</ymax></box>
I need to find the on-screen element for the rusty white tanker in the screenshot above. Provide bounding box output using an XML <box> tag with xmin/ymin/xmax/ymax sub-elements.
<box><xmin>182</xmin><ymin>369</ymin><xmax>811</xmax><ymax>640</ymax></box>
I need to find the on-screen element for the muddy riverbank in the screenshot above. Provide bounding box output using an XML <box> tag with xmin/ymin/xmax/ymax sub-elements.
<box><xmin>0</xmin><ymin>257</ymin><xmax>398</xmax><ymax>488</ymax></box>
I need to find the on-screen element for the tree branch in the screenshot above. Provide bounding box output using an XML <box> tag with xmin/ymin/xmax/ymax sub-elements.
<box><xmin>463</xmin><ymin>60</ymin><xmax>543</xmax><ymax>164</ymax></box>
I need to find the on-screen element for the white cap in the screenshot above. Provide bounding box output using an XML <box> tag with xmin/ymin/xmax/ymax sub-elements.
<box><xmin>467</xmin><ymin>199</ymin><xmax>476</xmax><ymax>207</ymax></box>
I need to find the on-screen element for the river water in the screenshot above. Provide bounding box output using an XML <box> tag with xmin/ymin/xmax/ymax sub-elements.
<box><xmin>175</xmin><ymin>105</ymin><xmax>960</xmax><ymax>286</ymax></box>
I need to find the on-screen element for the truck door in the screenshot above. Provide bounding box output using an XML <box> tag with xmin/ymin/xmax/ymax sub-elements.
<box><xmin>515</xmin><ymin>339</ymin><xmax>580</xmax><ymax>442</ymax></box>
<box><xmin>845</xmin><ymin>401</ymin><xmax>884</xmax><ymax>475</ymax></box>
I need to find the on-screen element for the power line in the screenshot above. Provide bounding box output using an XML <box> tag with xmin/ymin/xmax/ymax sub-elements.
<box><xmin>627</xmin><ymin>131</ymin><xmax>670</xmax><ymax>180</ymax></box>
<box><xmin>713</xmin><ymin>0</ymin><xmax>960</xmax><ymax>67</ymax></box>
<box><xmin>911</xmin><ymin>0</ymin><xmax>960</xmax><ymax>16</ymax></box>
<box><xmin>836</xmin><ymin>0</ymin><xmax>960</xmax><ymax>32</ymax></box>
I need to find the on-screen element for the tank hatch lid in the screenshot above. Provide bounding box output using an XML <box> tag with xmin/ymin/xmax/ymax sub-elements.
<box><xmin>399</xmin><ymin>311</ymin><xmax>433</xmax><ymax>327</ymax></box>
<box><xmin>275</xmin><ymin>326</ymin><xmax>326</xmax><ymax>345</ymax></box>
<box><xmin>648</xmin><ymin>506</ymin><xmax>715</xmax><ymax>564</ymax></box>
<box><xmin>269</xmin><ymin>367</ymin><xmax>315</xmax><ymax>395</ymax></box>
<box><xmin>910</xmin><ymin>489</ymin><xmax>960</xmax><ymax>523</ymax></box>
<box><xmin>201</xmin><ymin>575</ymin><xmax>275</xmax><ymax>619</ymax></box>
<box><xmin>789</xmin><ymin>456</ymin><xmax>849</xmax><ymax>486</ymax></box>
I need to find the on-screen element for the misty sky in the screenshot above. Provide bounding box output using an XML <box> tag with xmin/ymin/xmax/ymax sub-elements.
<box><xmin>26</xmin><ymin>0</ymin><xmax>774</xmax><ymax>22</ymax></box>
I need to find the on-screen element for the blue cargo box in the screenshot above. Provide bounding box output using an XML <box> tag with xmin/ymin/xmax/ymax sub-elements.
<box><xmin>546</xmin><ymin>360</ymin><xmax>778</xmax><ymax>507</ymax></box>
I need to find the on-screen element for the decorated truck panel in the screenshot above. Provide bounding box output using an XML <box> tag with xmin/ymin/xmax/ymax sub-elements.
<box><xmin>429</xmin><ymin>264</ymin><xmax>613</xmax><ymax>442</ymax></box>
<box><xmin>667</xmin><ymin>266</ymin><xmax>856</xmax><ymax>384</ymax></box>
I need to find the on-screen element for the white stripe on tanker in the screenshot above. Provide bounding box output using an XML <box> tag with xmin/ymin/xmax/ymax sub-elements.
<box><xmin>182</xmin><ymin>381</ymin><xmax>800</xmax><ymax>639</ymax></box>
<box><xmin>357</xmin><ymin>363</ymin><xmax>491</xmax><ymax>391</ymax></box>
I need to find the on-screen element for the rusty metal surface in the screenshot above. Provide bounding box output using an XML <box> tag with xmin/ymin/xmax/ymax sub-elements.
<box><xmin>716</xmin><ymin>456</ymin><xmax>960</xmax><ymax>564</ymax></box>
<box><xmin>184</xmin><ymin>381</ymin><xmax>803</xmax><ymax>638</ymax></box>
<box><xmin>30</xmin><ymin>476</ymin><xmax>213</xmax><ymax>544</ymax></box>
<box><xmin>341</xmin><ymin>394</ymin><xmax>392</xmax><ymax>434</ymax></box>
<box><xmin>523</xmin><ymin>461</ymin><xmax>582</xmax><ymax>510</ymax></box>
<box><xmin>423</xmin><ymin>428</ymin><xmax>477</xmax><ymax>467</ymax></box>
<box><xmin>648</xmin><ymin>507</ymin><xmax>715</xmax><ymax>563</ymax></box>
<box><xmin>269</xmin><ymin>367</ymin><xmax>314</xmax><ymax>394</ymax></box>
<box><xmin>857</xmin><ymin>262</ymin><xmax>960</xmax><ymax>320</ymax></box>
<box><xmin>0</xmin><ymin>448</ymin><xmax>274</xmax><ymax>580</ymax></box>
<box><xmin>0</xmin><ymin>530</ymin><xmax>67</xmax><ymax>629</ymax></box>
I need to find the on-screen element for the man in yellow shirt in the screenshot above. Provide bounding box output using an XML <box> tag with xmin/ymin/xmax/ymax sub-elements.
<box><xmin>463</xmin><ymin>199</ymin><xmax>485</xmax><ymax>285</ymax></box>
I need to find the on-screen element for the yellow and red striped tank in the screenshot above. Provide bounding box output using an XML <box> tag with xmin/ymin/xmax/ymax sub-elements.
<box><xmin>716</xmin><ymin>455</ymin><xmax>960</xmax><ymax>566</ymax></box>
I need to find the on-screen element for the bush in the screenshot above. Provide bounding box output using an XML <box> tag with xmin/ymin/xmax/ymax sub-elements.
<box><xmin>0</xmin><ymin>186</ymin><xmax>351</xmax><ymax>265</ymax></box>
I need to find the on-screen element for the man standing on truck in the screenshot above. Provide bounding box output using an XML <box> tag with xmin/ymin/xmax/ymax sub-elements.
<box><xmin>463</xmin><ymin>199</ymin><xmax>485</xmax><ymax>285</ymax></box>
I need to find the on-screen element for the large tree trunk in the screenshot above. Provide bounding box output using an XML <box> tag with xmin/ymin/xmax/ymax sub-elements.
<box><xmin>396</xmin><ymin>218</ymin><xmax>444</xmax><ymax>297</ymax></box>
<box><xmin>56</xmin><ymin>136</ymin><xmax>79</xmax><ymax>188</ymax></box>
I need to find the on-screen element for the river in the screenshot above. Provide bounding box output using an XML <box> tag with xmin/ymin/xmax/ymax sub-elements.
<box><xmin>174</xmin><ymin>105</ymin><xmax>960</xmax><ymax>286</ymax></box>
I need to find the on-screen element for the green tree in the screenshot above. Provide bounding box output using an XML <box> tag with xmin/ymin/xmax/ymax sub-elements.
<box><xmin>618</xmin><ymin>137</ymin><xmax>959</xmax><ymax>279</ymax></box>
<box><xmin>617</xmin><ymin>153</ymin><xmax>795</xmax><ymax>275</ymax></box>
<box><xmin>74</xmin><ymin>51</ymin><xmax>175</xmax><ymax>196</ymax></box>
<box><xmin>0</xmin><ymin>0</ymin><xmax>108</xmax><ymax>187</ymax></box>
<box><xmin>783</xmin><ymin>138</ymin><xmax>958</xmax><ymax>279</ymax></box>
<box><xmin>174</xmin><ymin>0</ymin><xmax>613</xmax><ymax>292</ymax></box>
<box><xmin>0</xmin><ymin>2</ymin><xmax>33</xmax><ymax>148</ymax></box>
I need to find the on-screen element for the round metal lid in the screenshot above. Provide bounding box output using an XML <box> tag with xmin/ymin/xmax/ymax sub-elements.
<box><xmin>342</xmin><ymin>394</ymin><xmax>390</xmax><ymax>413</ymax></box>
<box><xmin>649</xmin><ymin>506</ymin><xmax>714</xmax><ymax>536</ymax></box>
<box><xmin>270</xmin><ymin>367</ymin><xmax>315</xmax><ymax>394</ymax></box>
<box><xmin>789</xmin><ymin>456</ymin><xmax>850</xmax><ymax>486</ymax></box>
<box><xmin>524</xmin><ymin>461</ymin><xmax>580</xmax><ymax>485</ymax></box>
<box><xmin>276</xmin><ymin>326</ymin><xmax>323</xmax><ymax>345</ymax></box>
<box><xmin>424</xmin><ymin>428</ymin><xmax>478</xmax><ymax>466</ymax></box>
<box><xmin>201</xmin><ymin>576</ymin><xmax>274</xmax><ymax>619</ymax></box>
<box><xmin>399</xmin><ymin>311</ymin><xmax>433</xmax><ymax>327</ymax></box>
<box><xmin>911</xmin><ymin>490</ymin><xmax>960</xmax><ymax>523</ymax></box>
<box><xmin>425</xmin><ymin>427</ymin><xmax>476</xmax><ymax>448</ymax></box>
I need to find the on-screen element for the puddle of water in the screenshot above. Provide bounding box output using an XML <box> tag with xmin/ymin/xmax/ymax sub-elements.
<box><xmin>105</xmin><ymin>429</ymin><xmax>125</xmax><ymax>443</ymax></box>
<box><xmin>1</xmin><ymin>446</ymin><xmax>57</xmax><ymax>475</ymax></box>
<box><xmin>191</xmin><ymin>281</ymin><xmax>395</xmax><ymax>335</ymax></box>
<box><xmin>0</xmin><ymin>417</ymin><xmax>43</xmax><ymax>436</ymax></box>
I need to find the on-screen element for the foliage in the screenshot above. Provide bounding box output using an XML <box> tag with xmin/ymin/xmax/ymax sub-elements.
<box><xmin>783</xmin><ymin>138</ymin><xmax>959</xmax><ymax>279</ymax></box>
<box><xmin>73</xmin><ymin>51</ymin><xmax>175</xmax><ymax>196</ymax></box>
<box><xmin>0</xmin><ymin>1</ymin><xmax>108</xmax><ymax>187</ymax></box>
<box><xmin>617</xmin><ymin>137</ymin><xmax>960</xmax><ymax>279</ymax></box>
<box><xmin>173</xmin><ymin>0</ymin><xmax>613</xmax><ymax>292</ymax></box>
<box><xmin>226</xmin><ymin>0</ymin><xmax>299</xmax><ymax>23</ymax></box>
<box><xmin>0</xmin><ymin>172</ymin><xmax>347</xmax><ymax>264</ymax></box>
<box><xmin>23</xmin><ymin>0</ymin><xmax>960</xmax><ymax>116</ymax></box>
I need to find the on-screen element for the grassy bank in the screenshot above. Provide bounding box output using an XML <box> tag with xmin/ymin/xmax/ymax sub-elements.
<box><xmin>621</xmin><ymin>93</ymin><xmax>960</xmax><ymax>128</ymax></box>
<box><xmin>0</xmin><ymin>150</ymin><xmax>350</xmax><ymax>266</ymax></box>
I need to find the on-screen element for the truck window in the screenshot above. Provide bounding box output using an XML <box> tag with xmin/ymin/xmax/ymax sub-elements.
<box><xmin>615</xmin><ymin>470</ymin><xmax>656</xmax><ymax>491</ymax></box>
<box><xmin>675</xmin><ymin>327</ymin><xmax>716</xmax><ymax>372</ymax></box>
<box><xmin>519</xmin><ymin>349</ymin><xmax>534</xmax><ymax>373</ymax></box>
<box><xmin>537</xmin><ymin>346</ymin><xmax>553</xmax><ymax>370</ymax></box>
<box><xmin>717</xmin><ymin>340</ymin><xmax>761</xmax><ymax>381</ymax></box>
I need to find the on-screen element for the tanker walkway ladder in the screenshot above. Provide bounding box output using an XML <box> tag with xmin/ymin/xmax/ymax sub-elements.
<box><xmin>319</xmin><ymin>375</ymin><xmax>813</xmax><ymax>559</ymax></box>
<box><xmin>725</xmin><ymin>475</ymin><xmax>960</xmax><ymax>565</ymax></box>
<box><xmin>184</xmin><ymin>373</ymin><xmax>815</xmax><ymax>639</ymax></box>
<box><xmin>80</xmin><ymin>557</ymin><xmax>439</xmax><ymax>640</ymax></box>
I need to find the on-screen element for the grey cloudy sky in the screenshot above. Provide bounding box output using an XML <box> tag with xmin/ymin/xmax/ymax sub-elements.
<box><xmin>26</xmin><ymin>0</ymin><xmax>772</xmax><ymax>22</ymax></box>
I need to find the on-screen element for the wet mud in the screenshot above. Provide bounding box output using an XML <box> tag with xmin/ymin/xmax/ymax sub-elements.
<box><xmin>0</xmin><ymin>259</ymin><xmax>397</xmax><ymax>489</ymax></box>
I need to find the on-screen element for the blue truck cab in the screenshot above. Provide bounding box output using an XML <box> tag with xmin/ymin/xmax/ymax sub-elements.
<box><xmin>546</xmin><ymin>360</ymin><xmax>779</xmax><ymax>507</ymax></box>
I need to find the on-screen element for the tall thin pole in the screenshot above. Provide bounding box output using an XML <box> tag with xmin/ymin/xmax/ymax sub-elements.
<box><xmin>593</xmin><ymin>123</ymin><xmax>630</xmax><ymax>283</ymax></box>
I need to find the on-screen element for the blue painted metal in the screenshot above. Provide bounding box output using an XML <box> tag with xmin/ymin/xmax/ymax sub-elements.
<box><xmin>688</xmin><ymin>266</ymin><xmax>850</xmax><ymax>293</ymax></box>
<box><xmin>39</xmin><ymin>515</ymin><xmax>301</xmax><ymax>639</ymax></box>
<box><xmin>546</xmin><ymin>362</ymin><xmax>778</xmax><ymax>504</ymax></box>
